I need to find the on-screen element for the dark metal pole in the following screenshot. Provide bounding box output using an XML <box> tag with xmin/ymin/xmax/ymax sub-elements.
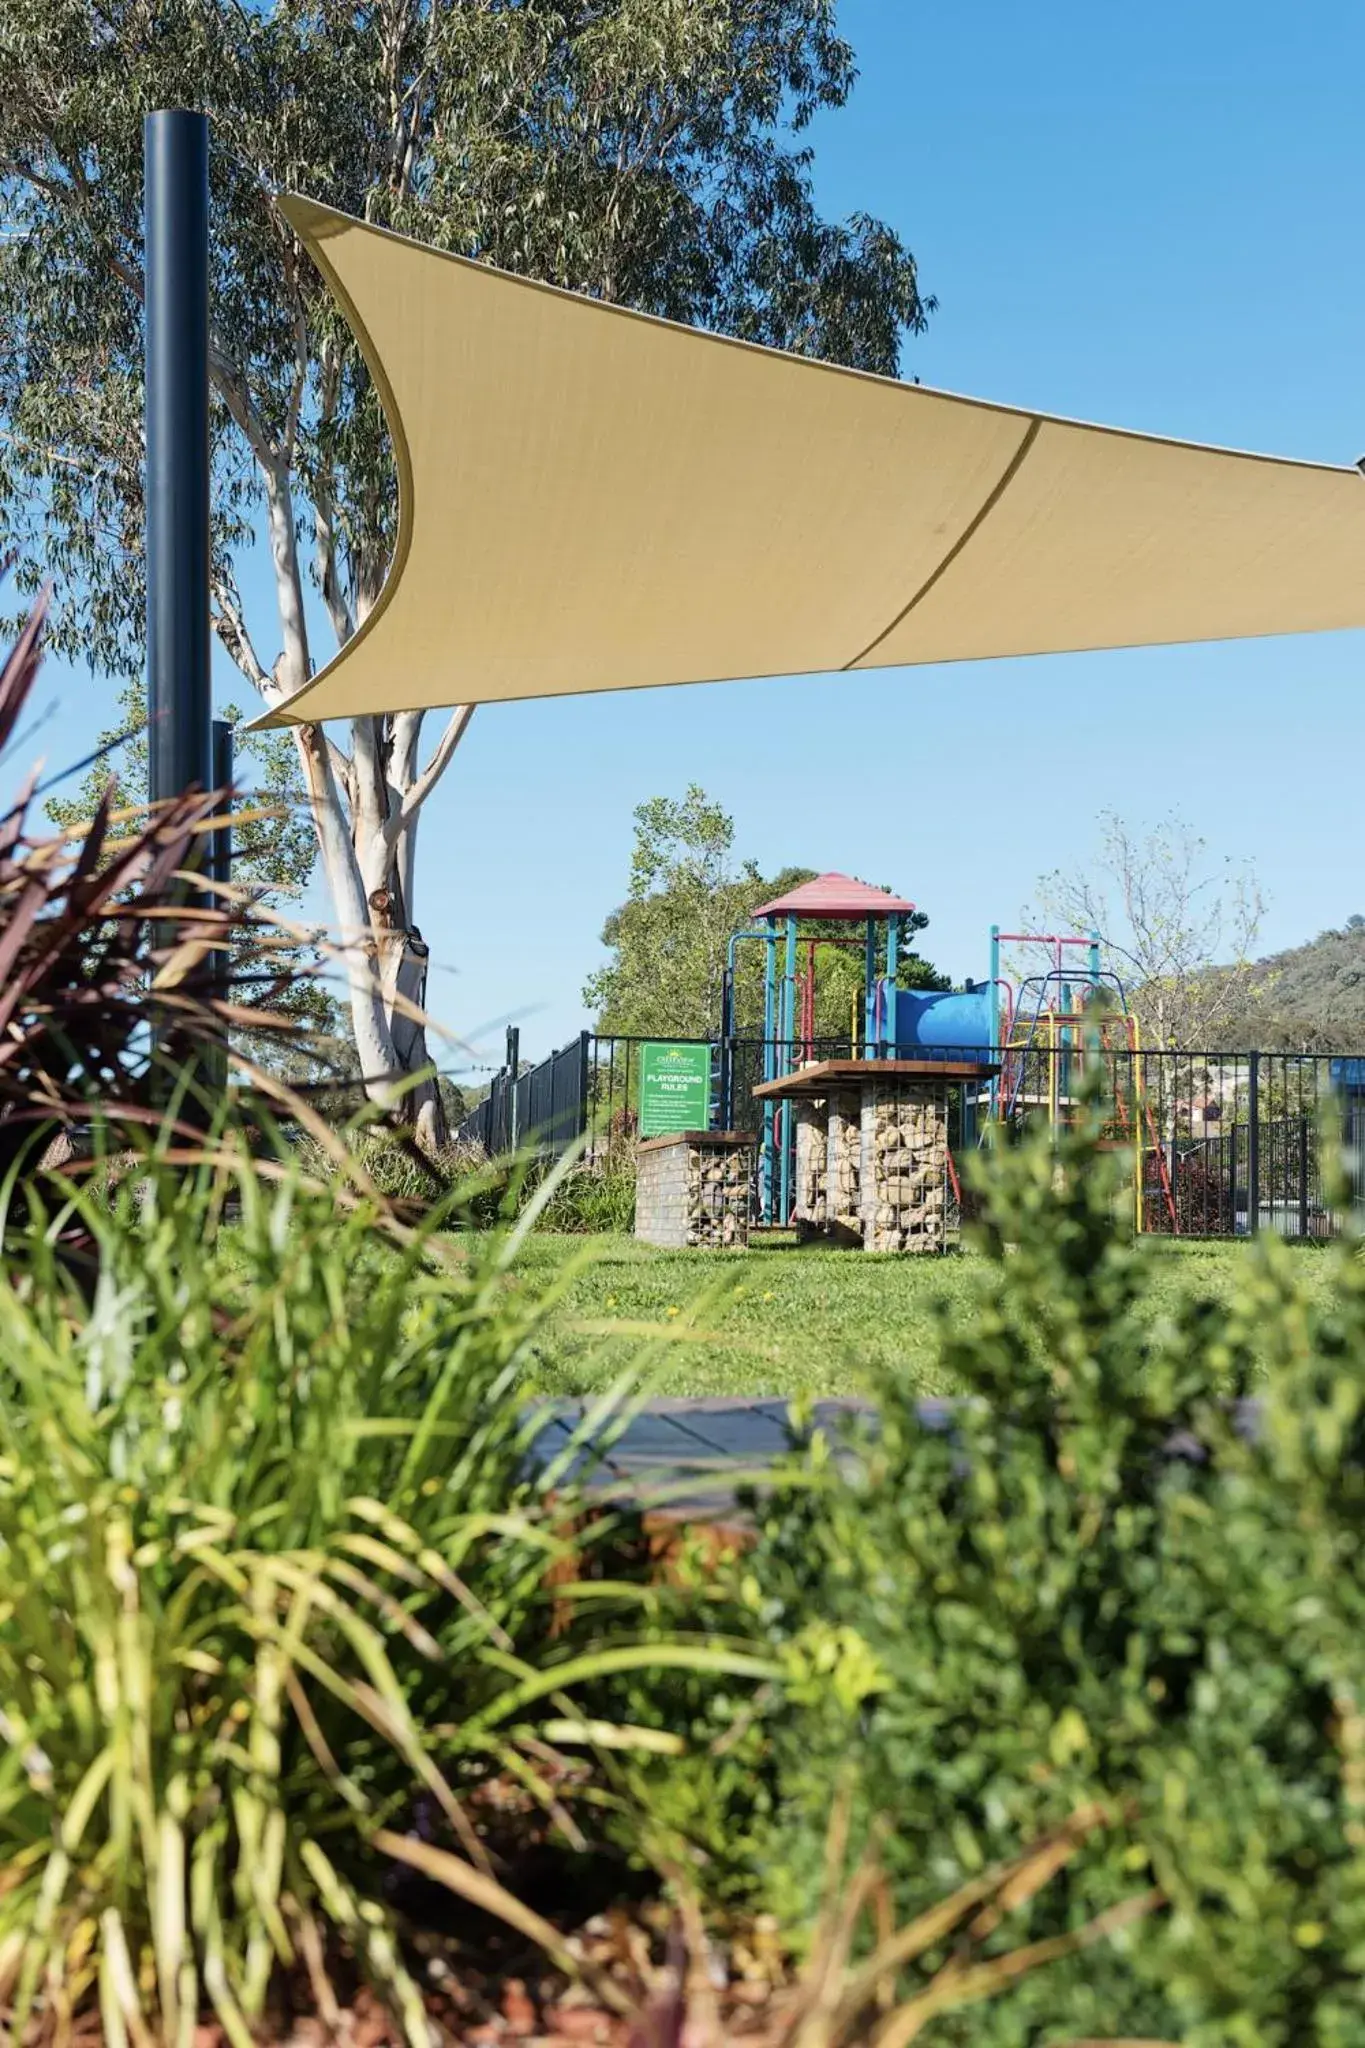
<box><xmin>577</xmin><ymin>1029</ymin><xmax>591</xmax><ymax>1152</ymax></box>
<box><xmin>718</xmin><ymin>964</ymin><xmax>734</xmax><ymax>1129</ymax></box>
<box><xmin>210</xmin><ymin>718</ymin><xmax>234</xmax><ymax>887</ymax></box>
<box><xmin>145</xmin><ymin>110</ymin><xmax>211</xmax><ymax>807</ymax></box>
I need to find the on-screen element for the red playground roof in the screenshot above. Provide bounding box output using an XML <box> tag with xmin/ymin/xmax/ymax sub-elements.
<box><xmin>750</xmin><ymin>872</ymin><xmax>916</xmax><ymax>922</ymax></box>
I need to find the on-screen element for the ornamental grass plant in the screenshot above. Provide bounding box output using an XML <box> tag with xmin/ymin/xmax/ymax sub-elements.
<box><xmin>0</xmin><ymin>1135</ymin><xmax>777</xmax><ymax>2046</ymax></box>
<box><xmin>0</xmin><ymin>570</ymin><xmax>782</xmax><ymax>2046</ymax></box>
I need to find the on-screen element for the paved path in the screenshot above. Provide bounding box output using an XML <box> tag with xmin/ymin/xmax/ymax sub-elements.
<box><xmin>525</xmin><ymin>1394</ymin><xmax>1252</xmax><ymax>1519</ymax></box>
<box><xmin>528</xmin><ymin>1396</ymin><xmax>954</xmax><ymax>1517</ymax></box>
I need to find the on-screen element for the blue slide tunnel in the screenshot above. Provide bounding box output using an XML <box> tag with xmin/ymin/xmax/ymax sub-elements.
<box><xmin>881</xmin><ymin>984</ymin><xmax>993</xmax><ymax>1057</ymax></box>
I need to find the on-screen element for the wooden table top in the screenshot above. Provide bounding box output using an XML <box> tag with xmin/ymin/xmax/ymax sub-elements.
<box><xmin>636</xmin><ymin>1128</ymin><xmax>755</xmax><ymax>1153</ymax></box>
<box><xmin>752</xmin><ymin>1058</ymin><xmax>998</xmax><ymax>1101</ymax></box>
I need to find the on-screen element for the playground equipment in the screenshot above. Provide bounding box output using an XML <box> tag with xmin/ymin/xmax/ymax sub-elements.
<box><xmin>720</xmin><ymin>882</ymin><xmax>1179</xmax><ymax>1233</ymax></box>
<box><xmin>988</xmin><ymin>928</ymin><xmax>1177</xmax><ymax>1230</ymax></box>
<box><xmin>718</xmin><ymin>874</ymin><xmax>1009</xmax><ymax>1226</ymax></box>
<box><xmin>720</xmin><ymin>873</ymin><xmax>917</xmax><ymax>1221</ymax></box>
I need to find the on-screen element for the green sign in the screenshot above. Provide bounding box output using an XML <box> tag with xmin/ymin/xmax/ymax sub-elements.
<box><xmin>639</xmin><ymin>1042</ymin><xmax>712</xmax><ymax>1137</ymax></box>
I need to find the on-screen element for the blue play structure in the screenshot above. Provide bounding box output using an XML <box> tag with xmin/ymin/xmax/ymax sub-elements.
<box><xmin>876</xmin><ymin>983</ymin><xmax>994</xmax><ymax>1054</ymax></box>
<box><xmin>716</xmin><ymin>872</ymin><xmax>1006</xmax><ymax>1221</ymax></box>
<box><xmin>715</xmin><ymin>872</ymin><xmax>1121</xmax><ymax>1226</ymax></box>
<box><xmin>1331</xmin><ymin>1060</ymin><xmax>1365</xmax><ymax>1211</ymax></box>
<box><xmin>716</xmin><ymin>872</ymin><xmax>931</xmax><ymax>1219</ymax></box>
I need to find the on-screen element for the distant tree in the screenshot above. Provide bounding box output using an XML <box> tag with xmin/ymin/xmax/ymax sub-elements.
<box><xmin>1029</xmin><ymin>810</ymin><xmax>1267</xmax><ymax>1048</ymax></box>
<box><xmin>585</xmin><ymin>785</ymin><xmax>942</xmax><ymax>1041</ymax></box>
<box><xmin>584</xmin><ymin>788</ymin><xmax>759</xmax><ymax>1040</ymax></box>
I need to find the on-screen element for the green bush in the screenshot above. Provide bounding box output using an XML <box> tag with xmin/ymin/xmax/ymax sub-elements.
<box><xmin>288</xmin><ymin>1124</ymin><xmax>502</xmax><ymax>1212</ymax></box>
<box><xmin>730</xmin><ymin>1115</ymin><xmax>1365</xmax><ymax>2044</ymax></box>
<box><xmin>289</xmin><ymin>1129</ymin><xmax>636</xmax><ymax>1236</ymax></box>
<box><xmin>0</xmin><ymin>1132</ymin><xmax>771</xmax><ymax>2043</ymax></box>
<box><xmin>533</xmin><ymin>1159</ymin><xmax>637</xmax><ymax>1235</ymax></box>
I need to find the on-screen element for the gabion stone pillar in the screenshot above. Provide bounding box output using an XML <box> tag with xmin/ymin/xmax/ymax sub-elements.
<box><xmin>635</xmin><ymin>1131</ymin><xmax>754</xmax><ymax>1249</ymax></box>
<box><xmin>792</xmin><ymin>1098</ymin><xmax>828</xmax><ymax>1237</ymax></box>
<box><xmin>826</xmin><ymin>1088</ymin><xmax>863</xmax><ymax>1245</ymax></box>
<box><xmin>859</xmin><ymin>1078</ymin><xmax>950</xmax><ymax>1253</ymax></box>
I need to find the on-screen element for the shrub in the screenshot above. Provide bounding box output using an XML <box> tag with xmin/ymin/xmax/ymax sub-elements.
<box><xmin>623</xmin><ymin>1796</ymin><xmax>1160</xmax><ymax>2047</ymax></box>
<box><xmin>735</xmin><ymin>1113</ymin><xmax>1365</xmax><ymax>2044</ymax></box>
<box><xmin>287</xmin><ymin>1136</ymin><xmax>637</xmax><ymax>1239</ymax></box>
<box><xmin>289</xmin><ymin>1123</ymin><xmax>502</xmax><ymax>1213</ymax></box>
<box><xmin>0</xmin><ymin>1133</ymin><xmax>774</xmax><ymax>2043</ymax></box>
<box><xmin>534</xmin><ymin>1159</ymin><xmax>637</xmax><ymax>1235</ymax></box>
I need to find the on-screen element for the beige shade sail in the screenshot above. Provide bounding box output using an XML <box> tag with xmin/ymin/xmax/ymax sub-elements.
<box><xmin>257</xmin><ymin>195</ymin><xmax>1365</xmax><ymax>729</ymax></box>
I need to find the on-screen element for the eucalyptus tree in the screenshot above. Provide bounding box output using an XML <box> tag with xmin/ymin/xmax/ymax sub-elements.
<box><xmin>0</xmin><ymin>0</ymin><xmax>932</xmax><ymax>1145</ymax></box>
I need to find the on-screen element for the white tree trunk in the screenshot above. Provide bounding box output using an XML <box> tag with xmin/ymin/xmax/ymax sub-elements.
<box><xmin>286</xmin><ymin>713</ymin><xmax>452</xmax><ymax>1149</ymax></box>
<box><xmin>245</xmin><ymin>435</ymin><xmax>466</xmax><ymax>1155</ymax></box>
<box><xmin>290</xmin><ymin>725</ymin><xmax>392</xmax><ymax>1070</ymax></box>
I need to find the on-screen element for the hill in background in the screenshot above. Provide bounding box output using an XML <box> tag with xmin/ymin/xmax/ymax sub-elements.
<box><xmin>1239</xmin><ymin>916</ymin><xmax>1365</xmax><ymax>1051</ymax></box>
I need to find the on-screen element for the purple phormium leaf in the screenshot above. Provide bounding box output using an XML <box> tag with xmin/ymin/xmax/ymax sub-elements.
<box><xmin>0</xmin><ymin>575</ymin><xmax>49</xmax><ymax>758</ymax></box>
<box><xmin>0</xmin><ymin>765</ymin><xmax>39</xmax><ymax>866</ymax></box>
<box><xmin>0</xmin><ymin>581</ymin><xmax>316</xmax><ymax>1203</ymax></box>
<box><xmin>64</xmin><ymin>782</ymin><xmax>115</xmax><ymax>901</ymax></box>
<box><xmin>0</xmin><ymin>872</ymin><xmax>53</xmax><ymax>1014</ymax></box>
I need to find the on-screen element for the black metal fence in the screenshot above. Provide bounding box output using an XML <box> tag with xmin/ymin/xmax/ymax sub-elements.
<box><xmin>996</xmin><ymin>1042</ymin><xmax>1355</xmax><ymax>1237</ymax></box>
<box><xmin>1093</xmin><ymin>1048</ymin><xmax>1350</xmax><ymax>1240</ymax></box>
<box><xmin>461</xmin><ymin>1032</ymin><xmax>1365</xmax><ymax>1240</ymax></box>
<box><xmin>455</xmin><ymin>1030</ymin><xmax>591</xmax><ymax>1159</ymax></box>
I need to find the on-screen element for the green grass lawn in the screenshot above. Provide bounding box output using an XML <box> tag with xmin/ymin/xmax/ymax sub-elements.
<box><xmin>516</xmin><ymin>1233</ymin><xmax>1336</xmax><ymax>1399</ymax></box>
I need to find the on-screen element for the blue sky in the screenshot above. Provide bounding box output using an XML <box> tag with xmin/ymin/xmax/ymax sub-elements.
<box><xmin>32</xmin><ymin>0</ymin><xmax>1365</xmax><ymax>1075</ymax></box>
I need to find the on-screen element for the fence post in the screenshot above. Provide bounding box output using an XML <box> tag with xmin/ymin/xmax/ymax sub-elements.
<box><xmin>506</xmin><ymin>1026</ymin><xmax>520</xmax><ymax>1152</ymax></box>
<box><xmin>1299</xmin><ymin>1116</ymin><xmax>1310</xmax><ymax>1241</ymax></box>
<box><xmin>718</xmin><ymin>966</ymin><xmax>734</xmax><ymax>1128</ymax></box>
<box><xmin>1247</xmin><ymin>1051</ymin><xmax>1261</xmax><ymax>1236</ymax></box>
<box><xmin>578</xmin><ymin>1031</ymin><xmax>591</xmax><ymax>1155</ymax></box>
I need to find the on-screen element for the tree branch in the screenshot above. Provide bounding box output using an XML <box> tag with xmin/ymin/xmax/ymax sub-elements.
<box><xmin>349</xmin><ymin>713</ymin><xmax>392</xmax><ymax>893</ymax></box>
<box><xmin>260</xmin><ymin>465</ymin><xmax>313</xmax><ymax>697</ymax></box>
<box><xmin>390</xmin><ymin>703</ymin><xmax>474</xmax><ymax>840</ymax></box>
<box><xmin>3</xmin><ymin>152</ymin><xmax>145</xmax><ymax>304</ymax></box>
<box><xmin>211</xmin><ymin>344</ymin><xmax>278</xmax><ymax>473</ymax></box>
<box><xmin>280</xmin><ymin>235</ymin><xmax>311</xmax><ymax>470</ymax></box>
<box><xmin>212</xmin><ymin>575</ymin><xmax>269</xmax><ymax>689</ymax></box>
<box><xmin>325</xmin><ymin>733</ymin><xmax>353</xmax><ymax>786</ymax></box>
<box><xmin>0</xmin><ymin>428</ymin><xmax>112</xmax><ymax>480</ymax></box>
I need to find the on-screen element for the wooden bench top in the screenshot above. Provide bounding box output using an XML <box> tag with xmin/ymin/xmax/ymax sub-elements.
<box><xmin>636</xmin><ymin>1128</ymin><xmax>756</xmax><ymax>1153</ymax></box>
<box><xmin>752</xmin><ymin>1058</ymin><xmax>998</xmax><ymax>1101</ymax></box>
